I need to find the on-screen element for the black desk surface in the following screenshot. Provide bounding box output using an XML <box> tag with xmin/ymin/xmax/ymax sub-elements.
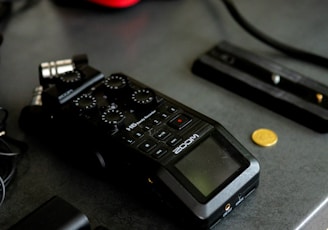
<box><xmin>1</xmin><ymin>0</ymin><xmax>328</xmax><ymax>229</ymax></box>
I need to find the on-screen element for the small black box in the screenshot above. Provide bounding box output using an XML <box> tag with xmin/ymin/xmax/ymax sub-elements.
<box><xmin>8</xmin><ymin>196</ymin><xmax>91</xmax><ymax>230</ymax></box>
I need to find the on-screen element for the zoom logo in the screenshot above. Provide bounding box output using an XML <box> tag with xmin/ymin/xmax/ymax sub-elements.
<box><xmin>173</xmin><ymin>134</ymin><xmax>200</xmax><ymax>154</ymax></box>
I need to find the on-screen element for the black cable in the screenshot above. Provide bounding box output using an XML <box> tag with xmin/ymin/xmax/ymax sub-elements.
<box><xmin>0</xmin><ymin>107</ymin><xmax>27</xmax><ymax>207</ymax></box>
<box><xmin>0</xmin><ymin>0</ymin><xmax>40</xmax><ymax>45</ymax></box>
<box><xmin>221</xmin><ymin>0</ymin><xmax>328</xmax><ymax>68</ymax></box>
<box><xmin>0</xmin><ymin>107</ymin><xmax>10</xmax><ymax>206</ymax></box>
<box><xmin>0</xmin><ymin>1</ymin><xmax>12</xmax><ymax>46</ymax></box>
<box><xmin>0</xmin><ymin>138</ymin><xmax>19</xmax><ymax>185</ymax></box>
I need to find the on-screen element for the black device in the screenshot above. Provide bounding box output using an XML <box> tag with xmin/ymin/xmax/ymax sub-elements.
<box><xmin>8</xmin><ymin>194</ymin><xmax>113</xmax><ymax>230</ymax></box>
<box><xmin>8</xmin><ymin>196</ymin><xmax>91</xmax><ymax>230</ymax></box>
<box><xmin>23</xmin><ymin>55</ymin><xmax>260</xmax><ymax>229</ymax></box>
<box><xmin>191</xmin><ymin>40</ymin><xmax>328</xmax><ymax>133</ymax></box>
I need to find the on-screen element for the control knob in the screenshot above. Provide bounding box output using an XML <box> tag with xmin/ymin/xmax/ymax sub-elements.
<box><xmin>73</xmin><ymin>94</ymin><xmax>97</xmax><ymax>113</ymax></box>
<box><xmin>131</xmin><ymin>88</ymin><xmax>157</xmax><ymax>113</ymax></box>
<box><xmin>104</xmin><ymin>74</ymin><xmax>129</xmax><ymax>98</ymax></box>
<box><xmin>58</xmin><ymin>70</ymin><xmax>82</xmax><ymax>87</ymax></box>
<box><xmin>101</xmin><ymin>108</ymin><xmax>125</xmax><ymax>133</ymax></box>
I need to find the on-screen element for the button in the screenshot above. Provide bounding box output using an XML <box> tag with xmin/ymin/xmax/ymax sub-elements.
<box><xmin>151</xmin><ymin>117</ymin><xmax>161</xmax><ymax>126</ymax></box>
<box><xmin>159</xmin><ymin>112</ymin><xmax>169</xmax><ymax>119</ymax></box>
<box><xmin>167</xmin><ymin>135</ymin><xmax>182</xmax><ymax>146</ymax></box>
<box><xmin>142</xmin><ymin>123</ymin><xmax>152</xmax><ymax>131</ymax></box>
<box><xmin>133</xmin><ymin>129</ymin><xmax>144</xmax><ymax>139</ymax></box>
<box><xmin>151</xmin><ymin>147</ymin><xmax>168</xmax><ymax>159</ymax></box>
<box><xmin>138</xmin><ymin>139</ymin><xmax>157</xmax><ymax>152</ymax></box>
<box><xmin>168</xmin><ymin>114</ymin><xmax>192</xmax><ymax>130</ymax></box>
<box><xmin>167</xmin><ymin>106</ymin><xmax>178</xmax><ymax>113</ymax></box>
<box><xmin>154</xmin><ymin>129</ymin><xmax>171</xmax><ymax>140</ymax></box>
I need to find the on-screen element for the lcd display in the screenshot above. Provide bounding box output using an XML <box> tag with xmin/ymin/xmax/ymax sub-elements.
<box><xmin>175</xmin><ymin>136</ymin><xmax>242</xmax><ymax>197</ymax></box>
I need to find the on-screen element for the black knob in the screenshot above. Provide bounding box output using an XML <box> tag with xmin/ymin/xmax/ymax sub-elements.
<box><xmin>131</xmin><ymin>88</ymin><xmax>157</xmax><ymax>108</ymax></box>
<box><xmin>58</xmin><ymin>70</ymin><xmax>82</xmax><ymax>86</ymax></box>
<box><xmin>101</xmin><ymin>109</ymin><xmax>125</xmax><ymax>132</ymax></box>
<box><xmin>104</xmin><ymin>74</ymin><xmax>129</xmax><ymax>97</ymax></box>
<box><xmin>73</xmin><ymin>94</ymin><xmax>97</xmax><ymax>112</ymax></box>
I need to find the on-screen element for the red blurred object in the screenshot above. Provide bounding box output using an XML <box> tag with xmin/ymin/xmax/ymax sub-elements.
<box><xmin>88</xmin><ymin>0</ymin><xmax>140</xmax><ymax>8</ymax></box>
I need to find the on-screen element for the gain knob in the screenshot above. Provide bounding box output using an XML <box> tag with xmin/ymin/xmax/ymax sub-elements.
<box><xmin>104</xmin><ymin>74</ymin><xmax>129</xmax><ymax>98</ymax></box>
<box><xmin>73</xmin><ymin>94</ymin><xmax>97</xmax><ymax>113</ymax></box>
<box><xmin>58</xmin><ymin>70</ymin><xmax>82</xmax><ymax>86</ymax></box>
<box><xmin>101</xmin><ymin>109</ymin><xmax>125</xmax><ymax>132</ymax></box>
<box><xmin>131</xmin><ymin>88</ymin><xmax>157</xmax><ymax>110</ymax></box>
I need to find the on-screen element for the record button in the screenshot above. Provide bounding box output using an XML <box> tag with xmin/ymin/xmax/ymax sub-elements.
<box><xmin>168</xmin><ymin>114</ymin><xmax>192</xmax><ymax>130</ymax></box>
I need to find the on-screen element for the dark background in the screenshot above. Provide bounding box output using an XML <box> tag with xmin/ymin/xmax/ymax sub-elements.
<box><xmin>1</xmin><ymin>0</ymin><xmax>328</xmax><ymax>229</ymax></box>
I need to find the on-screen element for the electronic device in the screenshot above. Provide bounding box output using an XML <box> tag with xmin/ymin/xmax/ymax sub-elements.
<box><xmin>21</xmin><ymin>55</ymin><xmax>260</xmax><ymax>229</ymax></box>
<box><xmin>8</xmin><ymin>196</ymin><xmax>91</xmax><ymax>230</ymax></box>
<box><xmin>191</xmin><ymin>40</ymin><xmax>328</xmax><ymax>133</ymax></box>
<box><xmin>8</xmin><ymin>195</ymin><xmax>111</xmax><ymax>230</ymax></box>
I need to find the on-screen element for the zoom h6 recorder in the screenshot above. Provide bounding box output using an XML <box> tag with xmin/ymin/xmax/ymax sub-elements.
<box><xmin>25</xmin><ymin>55</ymin><xmax>260</xmax><ymax>229</ymax></box>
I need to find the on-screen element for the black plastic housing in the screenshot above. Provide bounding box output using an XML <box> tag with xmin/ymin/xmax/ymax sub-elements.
<box><xmin>43</xmin><ymin>71</ymin><xmax>260</xmax><ymax>229</ymax></box>
<box><xmin>191</xmin><ymin>41</ymin><xmax>328</xmax><ymax>133</ymax></box>
<box><xmin>8</xmin><ymin>196</ymin><xmax>90</xmax><ymax>230</ymax></box>
<box><xmin>22</xmin><ymin>56</ymin><xmax>260</xmax><ymax>229</ymax></box>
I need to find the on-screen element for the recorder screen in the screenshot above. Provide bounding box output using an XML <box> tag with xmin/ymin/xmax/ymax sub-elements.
<box><xmin>175</xmin><ymin>136</ymin><xmax>242</xmax><ymax>197</ymax></box>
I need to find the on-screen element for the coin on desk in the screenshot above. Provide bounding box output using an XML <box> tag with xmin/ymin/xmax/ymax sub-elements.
<box><xmin>251</xmin><ymin>128</ymin><xmax>278</xmax><ymax>147</ymax></box>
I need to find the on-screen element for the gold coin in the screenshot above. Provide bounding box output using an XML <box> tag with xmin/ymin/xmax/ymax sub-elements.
<box><xmin>251</xmin><ymin>128</ymin><xmax>278</xmax><ymax>147</ymax></box>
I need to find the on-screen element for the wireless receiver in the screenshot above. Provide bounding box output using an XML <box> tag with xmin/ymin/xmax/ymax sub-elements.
<box><xmin>191</xmin><ymin>40</ymin><xmax>328</xmax><ymax>133</ymax></box>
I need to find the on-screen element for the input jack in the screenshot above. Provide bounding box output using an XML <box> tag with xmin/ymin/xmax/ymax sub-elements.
<box><xmin>225</xmin><ymin>203</ymin><xmax>231</xmax><ymax>211</ymax></box>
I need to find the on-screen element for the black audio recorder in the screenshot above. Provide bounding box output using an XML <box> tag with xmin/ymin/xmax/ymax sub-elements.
<box><xmin>24</xmin><ymin>55</ymin><xmax>260</xmax><ymax>229</ymax></box>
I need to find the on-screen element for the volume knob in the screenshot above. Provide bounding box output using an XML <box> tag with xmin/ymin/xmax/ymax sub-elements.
<box><xmin>131</xmin><ymin>88</ymin><xmax>156</xmax><ymax>107</ymax></box>
<box><xmin>104</xmin><ymin>74</ymin><xmax>129</xmax><ymax>97</ymax></box>
<box><xmin>101</xmin><ymin>109</ymin><xmax>125</xmax><ymax>132</ymax></box>
<box><xmin>73</xmin><ymin>94</ymin><xmax>97</xmax><ymax>112</ymax></box>
<box><xmin>59</xmin><ymin>70</ymin><xmax>82</xmax><ymax>85</ymax></box>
